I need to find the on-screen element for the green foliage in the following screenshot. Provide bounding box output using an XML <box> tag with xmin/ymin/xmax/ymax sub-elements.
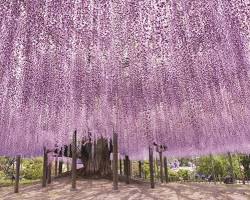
<box><xmin>0</xmin><ymin>171</ymin><xmax>5</xmax><ymax>179</ymax></box>
<box><xmin>239</xmin><ymin>155</ymin><xmax>250</xmax><ymax>178</ymax></box>
<box><xmin>0</xmin><ymin>156</ymin><xmax>42</xmax><ymax>186</ymax></box>
<box><xmin>168</xmin><ymin>169</ymin><xmax>179</xmax><ymax>181</ymax></box>
<box><xmin>197</xmin><ymin>154</ymin><xmax>242</xmax><ymax>179</ymax></box>
<box><xmin>22</xmin><ymin>158</ymin><xmax>43</xmax><ymax>180</ymax></box>
<box><xmin>177</xmin><ymin>169</ymin><xmax>189</xmax><ymax>180</ymax></box>
<box><xmin>142</xmin><ymin>161</ymin><xmax>150</xmax><ymax>179</ymax></box>
<box><xmin>0</xmin><ymin>157</ymin><xmax>15</xmax><ymax>177</ymax></box>
<box><xmin>168</xmin><ymin>169</ymin><xmax>178</xmax><ymax>177</ymax></box>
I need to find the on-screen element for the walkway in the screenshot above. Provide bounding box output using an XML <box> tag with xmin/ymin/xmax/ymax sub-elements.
<box><xmin>0</xmin><ymin>177</ymin><xmax>249</xmax><ymax>200</ymax></box>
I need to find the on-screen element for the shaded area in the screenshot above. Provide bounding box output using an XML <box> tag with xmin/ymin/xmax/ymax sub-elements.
<box><xmin>0</xmin><ymin>177</ymin><xmax>249</xmax><ymax>200</ymax></box>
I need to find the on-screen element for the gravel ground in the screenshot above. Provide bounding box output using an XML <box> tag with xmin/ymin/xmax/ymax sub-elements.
<box><xmin>0</xmin><ymin>177</ymin><xmax>249</xmax><ymax>200</ymax></box>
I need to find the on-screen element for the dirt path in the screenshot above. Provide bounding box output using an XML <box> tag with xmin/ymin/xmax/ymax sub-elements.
<box><xmin>0</xmin><ymin>178</ymin><xmax>249</xmax><ymax>200</ymax></box>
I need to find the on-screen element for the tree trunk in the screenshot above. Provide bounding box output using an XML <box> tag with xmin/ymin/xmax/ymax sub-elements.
<box><xmin>81</xmin><ymin>137</ymin><xmax>112</xmax><ymax>177</ymax></box>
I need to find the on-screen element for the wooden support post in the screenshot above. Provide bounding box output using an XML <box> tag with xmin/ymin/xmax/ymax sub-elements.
<box><xmin>164</xmin><ymin>157</ymin><xmax>169</xmax><ymax>183</ymax></box>
<box><xmin>138</xmin><ymin>161</ymin><xmax>142</xmax><ymax>178</ymax></box>
<box><xmin>123</xmin><ymin>159</ymin><xmax>126</xmax><ymax>176</ymax></box>
<box><xmin>67</xmin><ymin>162</ymin><xmax>70</xmax><ymax>172</ymax></box>
<box><xmin>14</xmin><ymin>155</ymin><xmax>21</xmax><ymax>193</ymax></box>
<box><xmin>58</xmin><ymin>161</ymin><xmax>63</xmax><ymax>175</ymax></box>
<box><xmin>227</xmin><ymin>152</ymin><xmax>235</xmax><ymax>183</ymax></box>
<box><xmin>119</xmin><ymin>159</ymin><xmax>122</xmax><ymax>175</ymax></box>
<box><xmin>159</xmin><ymin>152</ymin><xmax>163</xmax><ymax>183</ymax></box>
<box><xmin>155</xmin><ymin>158</ymin><xmax>159</xmax><ymax>182</ymax></box>
<box><xmin>130</xmin><ymin>160</ymin><xmax>132</xmax><ymax>179</ymax></box>
<box><xmin>71</xmin><ymin>130</ymin><xmax>77</xmax><ymax>190</ymax></box>
<box><xmin>47</xmin><ymin>163</ymin><xmax>52</xmax><ymax>184</ymax></box>
<box><xmin>55</xmin><ymin>156</ymin><xmax>58</xmax><ymax>176</ymax></box>
<box><xmin>42</xmin><ymin>147</ymin><xmax>48</xmax><ymax>187</ymax></box>
<box><xmin>125</xmin><ymin>155</ymin><xmax>130</xmax><ymax>184</ymax></box>
<box><xmin>112</xmin><ymin>132</ymin><xmax>118</xmax><ymax>190</ymax></box>
<box><xmin>149</xmin><ymin>147</ymin><xmax>155</xmax><ymax>189</ymax></box>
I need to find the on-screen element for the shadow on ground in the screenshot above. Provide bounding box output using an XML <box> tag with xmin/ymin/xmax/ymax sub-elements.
<box><xmin>0</xmin><ymin>177</ymin><xmax>249</xmax><ymax>200</ymax></box>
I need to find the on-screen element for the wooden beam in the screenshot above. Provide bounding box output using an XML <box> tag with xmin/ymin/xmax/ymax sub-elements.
<box><xmin>159</xmin><ymin>152</ymin><xmax>163</xmax><ymax>183</ymax></box>
<box><xmin>71</xmin><ymin>130</ymin><xmax>77</xmax><ymax>190</ymax></box>
<box><xmin>14</xmin><ymin>155</ymin><xmax>21</xmax><ymax>193</ymax></box>
<box><xmin>149</xmin><ymin>147</ymin><xmax>155</xmax><ymax>188</ymax></box>
<box><xmin>112</xmin><ymin>132</ymin><xmax>118</xmax><ymax>190</ymax></box>
<box><xmin>164</xmin><ymin>157</ymin><xmax>169</xmax><ymax>183</ymax></box>
<box><xmin>42</xmin><ymin>147</ymin><xmax>48</xmax><ymax>187</ymax></box>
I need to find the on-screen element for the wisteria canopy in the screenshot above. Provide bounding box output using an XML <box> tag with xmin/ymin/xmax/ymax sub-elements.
<box><xmin>0</xmin><ymin>0</ymin><xmax>250</xmax><ymax>158</ymax></box>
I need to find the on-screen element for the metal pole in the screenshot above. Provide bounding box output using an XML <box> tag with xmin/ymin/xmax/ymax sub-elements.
<box><xmin>112</xmin><ymin>132</ymin><xmax>118</xmax><ymax>190</ymax></box>
<box><xmin>71</xmin><ymin>130</ymin><xmax>77</xmax><ymax>190</ymax></box>
<box><xmin>149</xmin><ymin>147</ymin><xmax>155</xmax><ymax>188</ymax></box>
<box><xmin>14</xmin><ymin>155</ymin><xmax>21</xmax><ymax>193</ymax></box>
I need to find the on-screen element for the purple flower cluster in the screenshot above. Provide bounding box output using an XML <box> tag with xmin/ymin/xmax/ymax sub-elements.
<box><xmin>0</xmin><ymin>0</ymin><xmax>249</xmax><ymax>158</ymax></box>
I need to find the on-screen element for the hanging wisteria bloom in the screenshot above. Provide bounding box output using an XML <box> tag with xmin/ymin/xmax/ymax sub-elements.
<box><xmin>0</xmin><ymin>0</ymin><xmax>249</xmax><ymax>158</ymax></box>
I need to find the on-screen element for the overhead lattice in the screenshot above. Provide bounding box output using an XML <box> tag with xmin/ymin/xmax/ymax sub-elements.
<box><xmin>0</xmin><ymin>0</ymin><xmax>250</xmax><ymax>157</ymax></box>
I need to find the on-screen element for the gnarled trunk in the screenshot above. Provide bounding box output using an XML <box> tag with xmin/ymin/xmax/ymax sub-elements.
<box><xmin>81</xmin><ymin>137</ymin><xmax>112</xmax><ymax>177</ymax></box>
